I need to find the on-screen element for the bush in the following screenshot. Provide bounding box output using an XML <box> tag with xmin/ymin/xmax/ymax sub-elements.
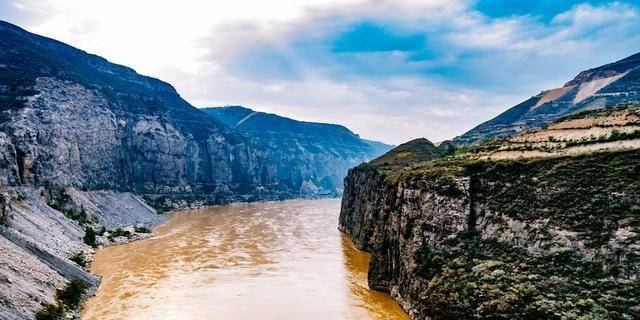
<box><xmin>83</xmin><ymin>227</ymin><xmax>97</xmax><ymax>248</ymax></box>
<box><xmin>34</xmin><ymin>301</ymin><xmax>64</xmax><ymax>320</ymax></box>
<box><xmin>134</xmin><ymin>226</ymin><xmax>151</xmax><ymax>233</ymax></box>
<box><xmin>107</xmin><ymin>228</ymin><xmax>132</xmax><ymax>242</ymax></box>
<box><xmin>69</xmin><ymin>251</ymin><xmax>88</xmax><ymax>268</ymax></box>
<box><xmin>56</xmin><ymin>279</ymin><xmax>87</xmax><ymax>309</ymax></box>
<box><xmin>35</xmin><ymin>279</ymin><xmax>88</xmax><ymax>319</ymax></box>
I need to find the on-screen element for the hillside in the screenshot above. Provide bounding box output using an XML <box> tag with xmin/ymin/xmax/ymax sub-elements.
<box><xmin>204</xmin><ymin>106</ymin><xmax>392</xmax><ymax>195</ymax></box>
<box><xmin>0</xmin><ymin>20</ymin><xmax>388</xmax><ymax>319</ymax></box>
<box><xmin>0</xmin><ymin>20</ymin><xmax>388</xmax><ymax>202</ymax></box>
<box><xmin>340</xmin><ymin>105</ymin><xmax>640</xmax><ymax>319</ymax></box>
<box><xmin>455</xmin><ymin>52</ymin><xmax>640</xmax><ymax>145</ymax></box>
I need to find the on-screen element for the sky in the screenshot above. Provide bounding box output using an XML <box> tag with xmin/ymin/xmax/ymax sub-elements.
<box><xmin>1</xmin><ymin>0</ymin><xmax>640</xmax><ymax>144</ymax></box>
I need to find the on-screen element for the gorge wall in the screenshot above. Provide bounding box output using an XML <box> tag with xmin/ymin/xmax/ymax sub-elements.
<box><xmin>0</xmin><ymin>20</ymin><xmax>390</xmax><ymax>319</ymax></box>
<box><xmin>0</xmin><ymin>21</ymin><xmax>389</xmax><ymax>205</ymax></box>
<box><xmin>341</xmin><ymin>107</ymin><xmax>640</xmax><ymax>319</ymax></box>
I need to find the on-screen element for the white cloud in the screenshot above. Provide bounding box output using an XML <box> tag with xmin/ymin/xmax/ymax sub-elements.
<box><xmin>1</xmin><ymin>0</ymin><xmax>639</xmax><ymax>144</ymax></box>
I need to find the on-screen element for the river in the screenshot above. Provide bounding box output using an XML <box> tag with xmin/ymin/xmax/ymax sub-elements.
<box><xmin>81</xmin><ymin>199</ymin><xmax>409</xmax><ymax>320</ymax></box>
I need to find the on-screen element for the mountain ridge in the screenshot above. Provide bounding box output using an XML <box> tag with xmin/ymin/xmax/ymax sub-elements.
<box><xmin>0</xmin><ymin>20</ymin><xmax>388</xmax><ymax>200</ymax></box>
<box><xmin>341</xmin><ymin>104</ymin><xmax>640</xmax><ymax>319</ymax></box>
<box><xmin>455</xmin><ymin>51</ymin><xmax>640</xmax><ymax>145</ymax></box>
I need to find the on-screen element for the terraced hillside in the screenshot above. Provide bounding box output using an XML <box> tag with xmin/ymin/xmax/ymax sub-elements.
<box><xmin>456</xmin><ymin>52</ymin><xmax>640</xmax><ymax>145</ymax></box>
<box><xmin>340</xmin><ymin>105</ymin><xmax>640</xmax><ymax>319</ymax></box>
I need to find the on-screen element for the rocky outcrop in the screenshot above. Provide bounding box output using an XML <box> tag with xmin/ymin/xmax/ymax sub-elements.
<box><xmin>455</xmin><ymin>52</ymin><xmax>640</xmax><ymax>145</ymax></box>
<box><xmin>341</xmin><ymin>110</ymin><xmax>640</xmax><ymax>319</ymax></box>
<box><xmin>339</xmin><ymin>138</ymin><xmax>456</xmax><ymax>251</ymax></box>
<box><xmin>0</xmin><ymin>186</ymin><xmax>166</xmax><ymax>319</ymax></box>
<box><xmin>0</xmin><ymin>21</ymin><xmax>388</xmax><ymax>203</ymax></box>
<box><xmin>204</xmin><ymin>106</ymin><xmax>391</xmax><ymax>195</ymax></box>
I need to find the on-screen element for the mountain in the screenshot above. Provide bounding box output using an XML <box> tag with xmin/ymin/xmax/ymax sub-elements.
<box><xmin>204</xmin><ymin>106</ymin><xmax>391</xmax><ymax>195</ymax></box>
<box><xmin>340</xmin><ymin>105</ymin><xmax>640</xmax><ymax>319</ymax></box>
<box><xmin>455</xmin><ymin>52</ymin><xmax>640</xmax><ymax>145</ymax></box>
<box><xmin>0</xmin><ymin>20</ymin><xmax>391</xmax><ymax>319</ymax></box>
<box><xmin>0</xmin><ymin>21</ymin><xmax>387</xmax><ymax>202</ymax></box>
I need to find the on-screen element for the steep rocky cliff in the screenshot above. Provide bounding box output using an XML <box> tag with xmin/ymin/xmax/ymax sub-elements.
<box><xmin>341</xmin><ymin>106</ymin><xmax>640</xmax><ymax>319</ymax></box>
<box><xmin>455</xmin><ymin>52</ymin><xmax>640</xmax><ymax>145</ymax></box>
<box><xmin>339</xmin><ymin>138</ymin><xmax>454</xmax><ymax>251</ymax></box>
<box><xmin>204</xmin><ymin>106</ymin><xmax>391</xmax><ymax>195</ymax></box>
<box><xmin>0</xmin><ymin>20</ymin><xmax>392</xmax><ymax>319</ymax></box>
<box><xmin>0</xmin><ymin>21</ymin><xmax>388</xmax><ymax>203</ymax></box>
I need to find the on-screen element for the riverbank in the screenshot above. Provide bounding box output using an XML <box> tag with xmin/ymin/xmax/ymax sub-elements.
<box><xmin>0</xmin><ymin>187</ymin><xmax>166</xmax><ymax>320</ymax></box>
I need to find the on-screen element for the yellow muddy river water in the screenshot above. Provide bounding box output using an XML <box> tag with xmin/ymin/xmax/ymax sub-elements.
<box><xmin>82</xmin><ymin>199</ymin><xmax>409</xmax><ymax>320</ymax></box>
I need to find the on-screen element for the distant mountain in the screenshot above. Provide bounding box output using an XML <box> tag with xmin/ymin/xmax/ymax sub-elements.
<box><xmin>359</xmin><ymin>138</ymin><xmax>453</xmax><ymax>174</ymax></box>
<box><xmin>455</xmin><ymin>52</ymin><xmax>640</xmax><ymax>145</ymax></box>
<box><xmin>0</xmin><ymin>20</ymin><xmax>387</xmax><ymax>201</ymax></box>
<box><xmin>204</xmin><ymin>106</ymin><xmax>392</xmax><ymax>194</ymax></box>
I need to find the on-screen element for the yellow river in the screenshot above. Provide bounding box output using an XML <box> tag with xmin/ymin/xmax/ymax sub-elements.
<box><xmin>81</xmin><ymin>199</ymin><xmax>409</xmax><ymax>320</ymax></box>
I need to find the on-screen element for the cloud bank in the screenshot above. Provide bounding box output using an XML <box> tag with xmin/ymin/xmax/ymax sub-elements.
<box><xmin>1</xmin><ymin>0</ymin><xmax>640</xmax><ymax>144</ymax></box>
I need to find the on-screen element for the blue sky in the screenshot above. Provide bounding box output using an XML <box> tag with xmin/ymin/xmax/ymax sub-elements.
<box><xmin>1</xmin><ymin>0</ymin><xmax>640</xmax><ymax>144</ymax></box>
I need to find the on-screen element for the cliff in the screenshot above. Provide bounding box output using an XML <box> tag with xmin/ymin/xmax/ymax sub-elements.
<box><xmin>0</xmin><ymin>21</ymin><xmax>388</xmax><ymax>204</ymax></box>
<box><xmin>204</xmin><ymin>106</ymin><xmax>391</xmax><ymax>195</ymax></box>
<box><xmin>0</xmin><ymin>20</ymin><xmax>392</xmax><ymax>319</ymax></box>
<box><xmin>340</xmin><ymin>106</ymin><xmax>640</xmax><ymax>319</ymax></box>
<box><xmin>455</xmin><ymin>52</ymin><xmax>640</xmax><ymax>145</ymax></box>
<box><xmin>339</xmin><ymin>138</ymin><xmax>454</xmax><ymax>251</ymax></box>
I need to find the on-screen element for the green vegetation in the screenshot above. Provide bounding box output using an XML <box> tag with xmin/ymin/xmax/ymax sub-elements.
<box><xmin>56</xmin><ymin>279</ymin><xmax>87</xmax><ymax>308</ymax></box>
<box><xmin>361</xmin><ymin>138</ymin><xmax>454</xmax><ymax>173</ymax></box>
<box><xmin>47</xmin><ymin>195</ymin><xmax>89</xmax><ymax>226</ymax></box>
<box><xmin>69</xmin><ymin>251</ymin><xmax>88</xmax><ymax>268</ymax></box>
<box><xmin>83</xmin><ymin>227</ymin><xmax>97</xmax><ymax>248</ymax></box>
<box><xmin>478</xmin><ymin>150</ymin><xmax>640</xmax><ymax>248</ymax></box>
<box><xmin>34</xmin><ymin>301</ymin><xmax>64</xmax><ymax>320</ymax></box>
<box><xmin>413</xmin><ymin>231</ymin><xmax>639</xmax><ymax>319</ymax></box>
<box><xmin>35</xmin><ymin>279</ymin><xmax>88</xmax><ymax>320</ymax></box>
<box><xmin>134</xmin><ymin>226</ymin><xmax>151</xmax><ymax>233</ymax></box>
<box><xmin>107</xmin><ymin>228</ymin><xmax>132</xmax><ymax>242</ymax></box>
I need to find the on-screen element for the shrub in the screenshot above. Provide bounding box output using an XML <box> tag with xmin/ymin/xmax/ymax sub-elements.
<box><xmin>134</xmin><ymin>226</ymin><xmax>151</xmax><ymax>233</ymax></box>
<box><xmin>107</xmin><ymin>228</ymin><xmax>132</xmax><ymax>242</ymax></box>
<box><xmin>69</xmin><ymin>251</ymin><xmax>88</xmax><ymax>268</ymax></box>
<box><xmin>83</xmin><ymin>227</ymin><xmax>97</xmax><ymax>248</ymax></box>
<box><xmin>34</xmin><ymin>301</ymin><xmax>64</xmax><ymax>320</ymax></box>
<box><xmin>35</xmin><ymin>279</ymin><xmax>88</xmax><ymax>319</ymax></box>
<box><xmin>56</xmin><ymin>279</ymin><xmax>87</xmax><ymax>309</ymax></box>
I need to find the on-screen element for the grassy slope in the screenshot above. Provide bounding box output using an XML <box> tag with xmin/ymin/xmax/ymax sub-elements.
<box><xmin>363</xmin><ymin>106</ymin><xmax>640</xmax><ymax>319</ymax></box>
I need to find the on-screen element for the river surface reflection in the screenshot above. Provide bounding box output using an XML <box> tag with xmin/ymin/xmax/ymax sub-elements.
<box><xmin>82</xmin><ymin>199</ymin><xmax>409</xmax><ymax>320</ymax></box>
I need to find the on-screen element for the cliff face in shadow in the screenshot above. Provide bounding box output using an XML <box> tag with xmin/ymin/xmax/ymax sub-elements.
<box><xmin>340</xmin><ymin>108</ymin><xmax>640</xmax><ymax>319</ymax></box>
<box><xmin>204</xmin><ymin>106</ymin><xmax>391</xmax><ymax>197</ymax></box>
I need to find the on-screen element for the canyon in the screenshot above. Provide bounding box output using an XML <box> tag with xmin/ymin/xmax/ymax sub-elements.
<box><xmin>0</xmin><ymin>20</ymin><xmax>389</xmax><ymax>319</ymax></box>
<box><xmin>1</xmin><ymin>17</ymin><xmax>640</xmax><ymax>320</ymax></box>
<box><xmin>340</xmin><ymin>106</ymin><xmax>640</xmax><ymax>319</ymax></box>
